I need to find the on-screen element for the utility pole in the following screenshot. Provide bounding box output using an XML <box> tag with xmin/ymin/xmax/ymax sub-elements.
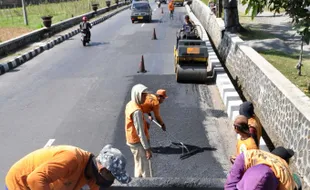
<box><xmin>21</xmin><ymin>0</ymin><xmax>28</xmax><ymax>25</ymax></box>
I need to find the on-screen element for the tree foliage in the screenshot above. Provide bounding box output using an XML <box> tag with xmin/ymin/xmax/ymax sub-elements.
<box><xmin>241</xmin><ymin>0</ymin><xmax>310</xmax><ymax>45</ymax></box>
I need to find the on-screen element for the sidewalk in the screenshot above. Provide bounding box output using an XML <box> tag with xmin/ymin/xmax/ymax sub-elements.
<box><xmin>237</xmin><ymin>0</ymin><xmax>310</xmax><ymax>54</ymax></box>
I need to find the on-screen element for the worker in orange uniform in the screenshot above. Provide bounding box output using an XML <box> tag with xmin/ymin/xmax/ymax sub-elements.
<box><xmin>125</xmin><ymin>83</ymin><xmax>153</xmax><ymax>178</ymax></box>
<box><xmin>168</xmin><ymin>0</ymin><xmax>174</xmax><ymax>18</ymax></box>
<box><xmin>5</xmin><ymin>144</ymin><xmax>131</xmax><ymax>190</ymax></box>
<box><xmin>239</xmin><ymin>101</ymin><xmax>263</xmax><ymax>147</ymax></box>
<box><xmin>230</xmin><ymin>115</ymin><xmax>258</xmax><ymax>164</ymax></box>
<box><xmin>142</xmin><ymin>89</ymin><xmax>168</xmax><ymax>131</ymax></box>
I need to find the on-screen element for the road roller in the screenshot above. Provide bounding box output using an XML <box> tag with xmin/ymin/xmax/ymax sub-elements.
<box><xmin>174</xmin><ymin>25</ymin><xmax>211</xmax><ymax>83</ymax></box>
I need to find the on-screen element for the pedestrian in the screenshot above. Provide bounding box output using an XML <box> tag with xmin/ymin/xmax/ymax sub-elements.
<box><xmin>142</xmin><ymin>89</ymin><xmax>168</xmax><ymax>131</ymax></box>
<box><xmin>225</xmin><ymin>147</ymin><xmax>297</xmax><ymax>190</ymax></box>
<box><xmin>5</xmin><ymin>144</ymin><xmax>131</xmax><ymax>190</ymax></box>
<box><xmin>125</xmin><ymin>84</ymin><xmax>152</xmax><ymax>178</ymax></box>
<box><xmin>230</xmin><ymin>115</ymin><xmax>258</xmax><ymax>164</ymax></box>
<box><xmin>239</xmin><ymin>101</ymin><xmax>263</xmax><ymax>147</ymax></box>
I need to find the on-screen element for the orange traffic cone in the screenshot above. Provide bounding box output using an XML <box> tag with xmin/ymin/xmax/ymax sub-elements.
<box><xmin>161</xmin><ymin>7</ymin><xmax>164</xmax><ymax>14</ymax></box>
<box><xmin>137</xmin><ymin>55</ymin><xmax>147</xmax><ymax>73</ymax></box>
<box><xmin>152</xmin><ymin>28</ymin><xmax>157</xmax><ymax>40</ymax></box>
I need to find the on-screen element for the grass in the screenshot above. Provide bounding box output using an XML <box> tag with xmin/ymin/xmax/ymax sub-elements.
<box><xmin>0</xmin><ymin>0</ymin><xmax>114</xmax><ymax>29</ymax></box>
<box><xmin>238</xmin><ymin>27</ymin><xmax>279</xmax><ymax>41</ymax></box>
<box><xmin>200</xmin><ymin>0</ymin><xmax>209</xmax><ymax>6</ymax></box>
<box><xmin>259</xmin><ymin>50</ymin><xmax>310</xmax><ymax>96</ymax></box>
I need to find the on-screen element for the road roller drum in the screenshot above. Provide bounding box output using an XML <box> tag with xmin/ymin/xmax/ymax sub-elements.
<box><xmin>176</xmin><ymin>64</ymin><xmax>208</xmax><ymax>83</ymax></box>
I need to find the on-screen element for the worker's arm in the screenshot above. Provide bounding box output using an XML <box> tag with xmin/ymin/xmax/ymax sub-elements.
<box><xmin>133</xmin><ymin>110</ymin><xmax>150</xmax><ymax>150</ymax></box>
<box><xmin>153</xmin><ymin>105</ymin><xmax>164</xmax><ymax>125</ymax></box>
<box><xmin>88</xmin><ymin>22</ymin><xmax>92</xmax><ymax>29</ymax></box>
<box><xmin>26</xmin><ymin>152</ymin><xmax>78</xmax><ymax>190</ymax></box>
<box><xmin>249</xmin><ymin>127</ymin><xmax>259</xmax><ymax>147</ymax></box>
<box><xmin>224</xmin><ymin>153</ymin><xmax>245</xmax><ymax>190</ymax></box>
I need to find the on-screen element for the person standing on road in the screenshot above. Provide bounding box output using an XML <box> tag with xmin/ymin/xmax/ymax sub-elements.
<box><xmin>125</xmin><ymin>84</ymin><xmax>152</xmax><ymax>178</ymax></box>
<box><xmin>230</xmin><ymin>115</ymin><xmax>258</xmax><ymax>164</ymax></box>
<box><xmin>225</xmin><ymin>147</ymin><xmax>297</xmax><ymax>190</ymax></box>
<box><xmin>142</xmin><ymin>89</ymin><xmax>168</xmax><ymax>131</ymax></box>
<box><xmin>5</xmin><ymin>144</ymin><xmax>131</xmax><ymax>190</ymax></box>
<box><xmin>239</xmin><ymin>101</ymin><xmax>263</xmax><ymax>147</ymax></box>
<box><xmin>168</xmin><ymin>0</ymin><xmax>174</xmax><ymax>18</ymax></box>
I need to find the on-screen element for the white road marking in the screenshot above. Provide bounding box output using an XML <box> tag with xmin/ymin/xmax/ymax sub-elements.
<box><xmin>44</xmin><ymin>139</ymin><xmax>55</xmax><ymax>148</ymax></box>
<box><xmin>153</xmin><ymin>8</ymin><xmax>157</xmax><ymax>11</ymax></box>
<box><xmin>141</xmin><ymin>23</ymin><xmax>145</xmax><ymax>27</ymax></box>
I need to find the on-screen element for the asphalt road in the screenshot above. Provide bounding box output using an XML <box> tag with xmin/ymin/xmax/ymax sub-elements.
<box><xmin>0</xmin><ymin>1</ymin><xmax>236</xmax><ymax>187</ymax></box>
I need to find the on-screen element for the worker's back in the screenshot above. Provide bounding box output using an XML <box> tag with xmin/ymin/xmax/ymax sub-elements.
<box><xmin>168</xmin><ymin>1</ymin><xmax>174</xmax><ymax>10</ymax></box>
<box><xmin>141</xmin><ymin>94</ymin><xmax>159</xmax><ymax>113</ymax></box>
<box><xmin>6</xmin><ymin>145</ymin><xmax>92</xmax><ymax>190</ymax></box>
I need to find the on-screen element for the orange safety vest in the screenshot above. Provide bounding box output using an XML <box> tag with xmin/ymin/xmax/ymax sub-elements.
<box><xmin>125</xmin><ymin>101</ymin><xmax>150</xmax><ymax>144</ymax></box>
<box><xmin>236</xmin><ymin>136</ymin><xmax>258</xmax><ymax>155</ymax></box>
<box><xmin>248</xmin><ymin>116</ymin><xmax>262</xmax><ymax>145</ymax></box>
<box><xmin>141</xmin><ymin>94</ymin><xmax>159</xmax><ymax>114</ymax></box>
<box><xmin>168</xmin><ymin>2</ymin><xmax>174</xmax><ymax>10</ymax></box>
<box><xmin>244</xmin><ymin>149</ymin><xmax>296</xmax><ymax>190</ymax></box>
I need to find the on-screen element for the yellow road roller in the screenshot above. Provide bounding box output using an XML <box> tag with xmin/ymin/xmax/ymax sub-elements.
<box><xmin>174</xmin><ymin>25</ymin><xmax>212</xmax><ymax>83</ymax></box>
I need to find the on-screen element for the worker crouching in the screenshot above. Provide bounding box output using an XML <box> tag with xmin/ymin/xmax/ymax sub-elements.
<box><xmin>125</xmin><ymin>84</ymin><xmax>153</xmax><ymax>178</ymax></box>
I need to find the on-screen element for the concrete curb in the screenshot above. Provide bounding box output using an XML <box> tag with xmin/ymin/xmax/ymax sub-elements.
<box><xmin>184</xmin><ymin>4</ymin><xmax>269</xmax><ymax>152</ymax></box>
<box><xmin>0</xmin><ymin>4</ymin><xmax>130</xmax><ymax>76</ymax></box>
<box><xmin>81</xmin><ymin>177</ymin><xmax>225</xmax><ymax>189</ymax></box>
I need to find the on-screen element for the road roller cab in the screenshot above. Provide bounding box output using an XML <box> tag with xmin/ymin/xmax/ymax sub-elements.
<box><xmin>174</xmin><ymin>25</ymin><xmax>212</xmax><ymax>83</ymax></box>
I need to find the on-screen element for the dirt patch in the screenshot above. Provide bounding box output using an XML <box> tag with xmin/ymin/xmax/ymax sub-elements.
<box><xmin>0</xmin><ymin>27</ymin><xmax>34</xmax><ymax>42</ymax></box>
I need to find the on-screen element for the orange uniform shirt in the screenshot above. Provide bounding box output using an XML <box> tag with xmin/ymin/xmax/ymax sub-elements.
<box><xmin>168</xmin><ymin>2</ymin><xmax>174</xmax><ymax>10</ymax></box>
<box><xmin>236</xmin><ymin>136</ymin><xmax>258</xmax><ymax>155</ymax></box>
<box><xmin>5</xmin><ymin>145</ymin><xmax>98</xmax><ymax>190</ymax></box>
<box><xmin>244</xmin><ymin>149</ymin><xmax>296</xmax><ymax>190</ymax></box>
<box><xmin>141</xmin><ymin>94</ymin><xmax>164</xmax><ymax>125</ymax></box>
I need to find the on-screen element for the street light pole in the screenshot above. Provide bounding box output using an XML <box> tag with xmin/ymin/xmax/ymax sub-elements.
<box><xmin>21</xmin><ymin>0</ymin><xmax>28</xmax><ymax>25</ymax></box>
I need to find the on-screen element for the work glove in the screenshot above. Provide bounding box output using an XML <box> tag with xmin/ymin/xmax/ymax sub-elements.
<box><xmin>148</xmin><ymin>115</ymin><xmax>153</xmax><ymax>121</ymax></box>
<box><xmin>161</xmin><ymin>123</ymin><xmax>166</xmax><ymax>131</ymax></box>
<box><xmin>146</xmin><ymin>148</ymin><xmax>152</xmax><ymax>160</ymax></box>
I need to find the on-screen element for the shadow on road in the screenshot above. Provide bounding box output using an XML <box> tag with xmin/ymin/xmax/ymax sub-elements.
<box><xmin>89</xmin><ymin>41</ymin><xmax>110</xmax><ymax>46</ymax></box>
<box><xmin>152</xmin><ymin>143</ymin><xmax>217</xmax><ymax>155</ymax></box>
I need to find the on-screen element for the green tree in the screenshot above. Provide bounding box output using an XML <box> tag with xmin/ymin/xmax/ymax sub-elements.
<box><xmin>223</xmin><ymin>0</ymin><xmax>247</xmax><ymax>33</ymax></box>
<box><xmin>241</xmin><ymin>0</ymin><xmax>310</xmax><ymax>76</ymax></box>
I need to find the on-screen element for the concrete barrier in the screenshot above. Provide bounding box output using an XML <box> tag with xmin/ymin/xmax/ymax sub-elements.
<box><xmin>0</xmin><ymin>2</ymin><xmax>128</xmax><ymax>57</ymax></box>
<box><xmin>189</xmin><ymin>0</ymin><xmax>310</xmax><ymax>188</ymax></box>
<box><xmin>85</xmin><ymin>177</ymin><xmax>225</xmax><ymax>189</ymax></box>
<box><xmin>184</xmin><ymin>3</ymin><xmax>270</xmax><ymax>152</ymax></box>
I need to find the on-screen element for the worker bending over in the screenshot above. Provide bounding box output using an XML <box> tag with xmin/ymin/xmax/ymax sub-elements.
<box><xmin>5</xmin><ymin>144</ymin><xmax>131</xmax><ymax>190</ymax></box>
<box><xmin>142</xmin><ymin>89</ymin><xmax>168</xmax><ymax>131</ymax></box>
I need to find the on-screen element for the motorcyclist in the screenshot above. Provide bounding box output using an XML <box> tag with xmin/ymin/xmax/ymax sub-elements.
<box><xmin>80</xmin><ymin>16</ymin><xmax>92</xmax><ymax>42</ymax></box>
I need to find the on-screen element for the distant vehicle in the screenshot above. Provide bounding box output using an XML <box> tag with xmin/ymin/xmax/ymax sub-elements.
<box><xmin>156</xmin><ymin>0</ymin><xmax>167</xmax><ymax>4</ymax></box>
<box><xmin>131</xmin><ymin>0</ymin><xmax>149</xmax><ymax>4</ymax></box>
<box><xmin>173</xmin><ymin>0</ymin><xmax>184</xmax><ymax>6</ymax></box>
<box><xmin>130</xmin><ymin>1</ymin><xmax>152</xmax><ymax>23</ymax></box>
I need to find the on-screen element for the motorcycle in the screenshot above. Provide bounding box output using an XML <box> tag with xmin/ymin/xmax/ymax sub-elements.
<box><xmin>81</xmin><ymin>30</ymin><xmax>90</xmax><ymax>46</ymax></box>
<box><xmin>157</xmin><ymin>1</ymin><xmax>161</xmax><ymax>8</ymax></box>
